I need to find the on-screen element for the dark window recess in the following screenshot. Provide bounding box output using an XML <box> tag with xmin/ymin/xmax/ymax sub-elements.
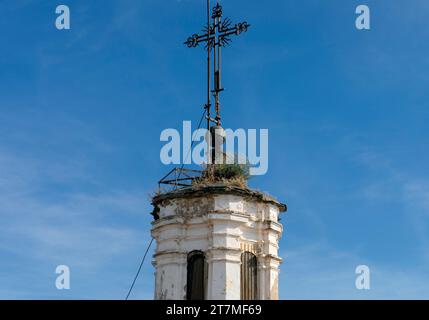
<box><xmin>241</xmin><ymin>251</ymin><xmax>258</xmax><ymax>300</ymax></box>
<box><xmin>186</xmin><ymin>251</ymin><xmax>207</xmax><ymax>300</ymax></box>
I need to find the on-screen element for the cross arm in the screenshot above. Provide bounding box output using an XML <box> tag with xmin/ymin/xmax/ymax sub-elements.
<box><xmin>184</xmin><ymin>32</ymin><xmax>215</xmax><ymax>48</ymax></box>
<box><xmin>219</xmin><ymin>21</ymin><xmax>251</xmax><ymax>39</ymax></box>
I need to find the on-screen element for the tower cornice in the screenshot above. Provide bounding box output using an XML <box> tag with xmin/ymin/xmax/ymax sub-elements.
<box><xmin>152</xmin><ymin>184</ymin><xmax>287</xmax><ymax>213</ymax></box>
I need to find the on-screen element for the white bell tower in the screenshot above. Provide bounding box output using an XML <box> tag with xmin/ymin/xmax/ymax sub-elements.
<box><xmin>150</xmin><ymin>0</ymin><xmax>286</xmax><ymax>300</ymax></box>
<box><xmin>151</xmin><ymin>185</ymin><xmax>286</xmax><ymax>300</ymax></box>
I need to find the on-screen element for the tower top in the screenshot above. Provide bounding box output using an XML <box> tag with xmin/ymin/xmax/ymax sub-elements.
<box><xmin>158</xmin><ymin>2</ymin><xmax>251</xmax><ymax>191</ymax></box>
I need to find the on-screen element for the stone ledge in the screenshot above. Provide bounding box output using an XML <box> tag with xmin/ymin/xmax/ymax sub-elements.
<box><xmin>152</xmin><ymin>184</ymin><xmax>287</xmax><ymax>213</ymax></box>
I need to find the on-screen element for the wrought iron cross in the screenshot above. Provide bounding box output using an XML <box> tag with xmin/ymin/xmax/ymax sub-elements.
<box><xmin>185</xmin><ymin>1</ymin><xmax>250</xmax><ymax>129</ymax></box>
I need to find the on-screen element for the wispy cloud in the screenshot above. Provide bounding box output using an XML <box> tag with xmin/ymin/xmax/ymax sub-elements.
<box><xmin>281</xmin><ymin>241</ymin><xmax>429</xmax><ymax>299</ymax></box>
<box><xmin>0</xmin><ymin>114</ymin><xmax>153</xmax><ymax>298</ymax></box>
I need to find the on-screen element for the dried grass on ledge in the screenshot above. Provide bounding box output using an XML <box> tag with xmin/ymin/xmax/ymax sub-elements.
<box><xmin>192</xmin><ymin>163</ymin><xmax>250</xmax><ymax>189</ymax></box>
<box><xmin>192</xmin><ymin>175</ymin><xmax>248</xmax><ymax>189</ymax></box>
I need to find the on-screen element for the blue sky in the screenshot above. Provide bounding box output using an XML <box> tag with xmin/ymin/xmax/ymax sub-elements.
<box><xmin>1</xmin><ymin>0</ymin><xmax>429</xmax><ymax>299</ymax></box>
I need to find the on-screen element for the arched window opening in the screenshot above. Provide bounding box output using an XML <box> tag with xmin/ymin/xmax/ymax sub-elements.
<box><xmin>241</xmin><ymin>251</ymin><xmax>258</xmax><ymax>300</ymax></box>
<box><xmin>186</xmin><ymin>251</ymin><xmax>206</xmax><ymax>300</ymax></box>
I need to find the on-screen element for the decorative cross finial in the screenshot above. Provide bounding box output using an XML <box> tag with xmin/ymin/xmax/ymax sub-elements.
<box><xmin>184</xmin><ymin>1</ymin><xmax>250</xmax><ymax>129</ymax></box>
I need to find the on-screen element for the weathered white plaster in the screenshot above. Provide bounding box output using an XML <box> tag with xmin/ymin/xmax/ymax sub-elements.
<box><xmin>151</xmin><ymin>186</ymin><xmax>286</xmax><ymax>300</ymax></box>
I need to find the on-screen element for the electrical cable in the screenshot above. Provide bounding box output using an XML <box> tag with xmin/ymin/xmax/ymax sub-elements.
<box><xmin>125</xmin><ymin>238</ymin><xmax>154</xmax><ymax>300</ymax></box>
